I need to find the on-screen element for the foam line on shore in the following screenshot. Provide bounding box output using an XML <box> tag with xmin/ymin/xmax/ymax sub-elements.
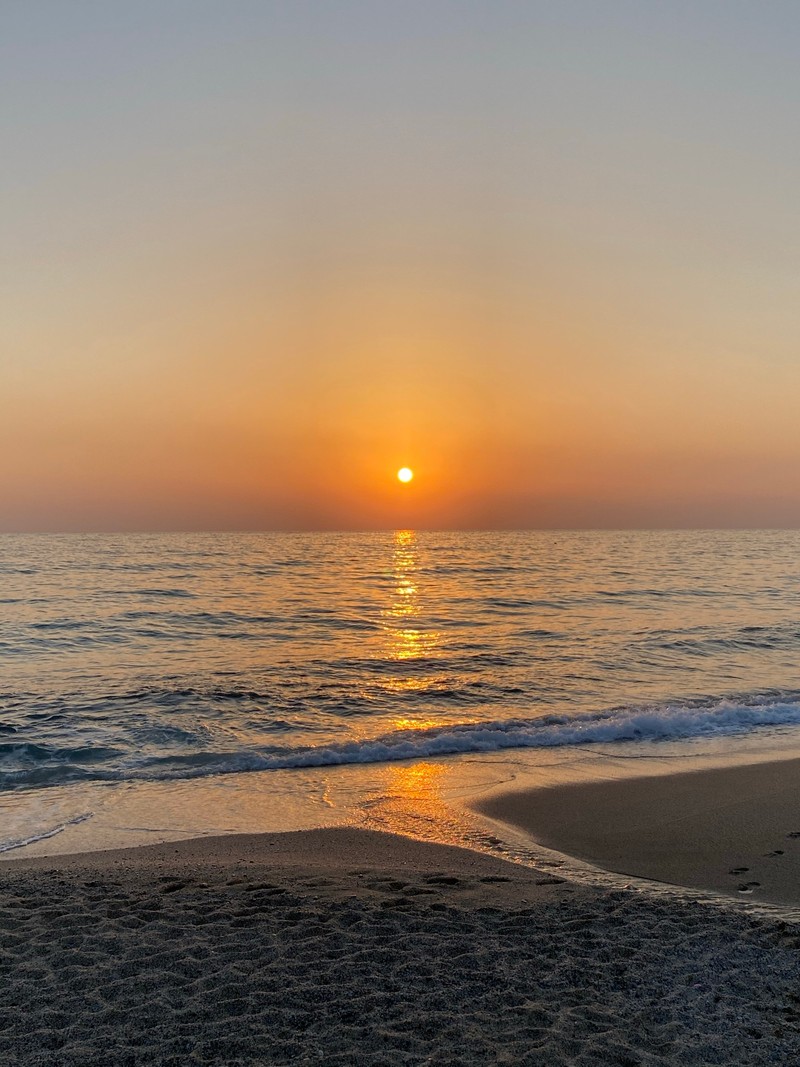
<box><xmin>0</xmin><ymin>811</ymin><xmax>94</xmax><ymax>854</ymax></box>
<box><xmin>475</xmin><ymin>756</ymin><xmax>800</xmax><ymax>908</ymax></box>
<box><xmin>7</xmin><ymin>695</ymin><xmax>800</xmax><ymax>791</ymax></box>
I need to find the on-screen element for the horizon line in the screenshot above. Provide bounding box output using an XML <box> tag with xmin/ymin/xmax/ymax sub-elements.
<box><xmin>3</xmin><ymin>527</ymin><xmax>800</xmax><ymax>537</ymax></box>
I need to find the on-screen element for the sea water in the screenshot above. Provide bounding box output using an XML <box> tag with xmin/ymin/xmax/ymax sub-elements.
<box><xmin>3</xmin><ymin>530</ymin><xmax>800</xmax><ymax>858</ymax></box>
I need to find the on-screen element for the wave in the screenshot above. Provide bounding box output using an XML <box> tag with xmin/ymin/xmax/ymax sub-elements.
<box><xmin>242</xmin><ymin>698</ymin><xmax>800</xmax><ymax>770</ymax></box>
<box><xmin>0</xmin><ymin>811</ymin><xmax>94</xmax><ymax>854</ymax></box>
<box><xmin>5</xmin><ymin>697</ymin><xmax>800</xmax><ymax>791</ymax></box>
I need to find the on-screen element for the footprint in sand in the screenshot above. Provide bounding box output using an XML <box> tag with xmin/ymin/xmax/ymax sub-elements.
<box><xmin>765</xmin><ymin>850</ymin><xmax>784</xmax><ymax>857</ymax></box>
<box><xmin>787</xmin><ymin>832</ymin><xmax>800</xmax><ymax>838</ymax></box>
<box><xmin>728</xmin><ymin>867</ymin><xmax>749</xmax><ymax>875</ymax></box>
<box><xmin>737</xmin><ymin>882</ymin><xmax>761</xmax><ymax>893</ymax></box>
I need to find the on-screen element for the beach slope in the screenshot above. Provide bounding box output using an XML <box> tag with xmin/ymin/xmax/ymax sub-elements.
<box><xmin>477</xmin><ymin>757</ymin><xmax>800</xmax><ymax>907</ymax></box>
<box><xmin>2</xmin><ymin>827</ymin><xmax>799</xmax><ymax>1065</ymax></box>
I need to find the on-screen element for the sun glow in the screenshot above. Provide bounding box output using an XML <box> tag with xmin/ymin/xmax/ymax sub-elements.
<box><xmin>397</xmin><ymin>467</ymin><xmax>414</xmax><ymax>483</ymax></box>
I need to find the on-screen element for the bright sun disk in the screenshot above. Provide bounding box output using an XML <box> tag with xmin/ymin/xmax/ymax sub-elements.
<box><xmin>397</xmin><ymin>467</ymin><xmax>414</xmax><ymax>483</ymax></box>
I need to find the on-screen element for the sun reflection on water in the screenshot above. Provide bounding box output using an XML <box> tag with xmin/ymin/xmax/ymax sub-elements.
<box><xmin>381</xmin><ymin>530</ymin><xmax>441</xmax><ymax>665</ymax></box>
<box><xmin>389</xmin><ymin>759</ymin><xmax>446</xmax><ymax>803</ymax></box>
<box><xmin>373</xmin><ymin>760</ymin><xmax>452</xmax><ymax>834</ymax></box>
<box><xmin>375</xmin><ymin>530</ymin><xmax>449</xmax><ymax>734</ymax></box>
<box><xmin>356</xmin><ymin>758</ymin><xmax>490</xmax><ymax>850</ymax></box>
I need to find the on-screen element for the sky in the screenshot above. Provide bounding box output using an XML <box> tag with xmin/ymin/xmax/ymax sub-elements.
<box><xmin>3</xmin><ymin>0</ymin><xmax>800</xmax><ymax>531</ymax></box>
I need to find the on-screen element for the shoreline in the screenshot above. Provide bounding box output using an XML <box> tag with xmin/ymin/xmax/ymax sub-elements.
<box><xmin>3</xmin><ymin>825</ymin><xmax>800</xmax><ymax>1065</ymax></box>
<box><xmin>0</xmin><ymin>825</ymin><xmax>556</xmax><ymax>897</ymax></box>
<box><xmin>475</xmin><ymin>755</ymin><xmax>800</xmax><ymax>908</ymax></box>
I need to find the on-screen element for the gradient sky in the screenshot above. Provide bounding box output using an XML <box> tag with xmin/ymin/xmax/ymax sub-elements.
<box><xmin>3</xmin><ymin>1</ymin><xmax>800</xmax><ymax>530</ymax></box>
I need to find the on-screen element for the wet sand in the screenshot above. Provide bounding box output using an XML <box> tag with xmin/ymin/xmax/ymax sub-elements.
<box><xmin>476</xmin><ymin>756</ymin><xmax>800</xmax><ymax>907</ymax></box>
<box><xmin>3</xmin><ymin>825</ymin><xmax>800</xmax><ymax>1065</ymax></box>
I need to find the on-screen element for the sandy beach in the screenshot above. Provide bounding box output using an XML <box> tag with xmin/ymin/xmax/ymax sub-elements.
<box><xmin>3</xmin><ymin>825</ymin><xmax>800</xmax><ymax>1066</ymax></box>
<box><xmin>476</xmin><ymin>757</ymin><xmax>800</xmax><ymax>908</ymax></box>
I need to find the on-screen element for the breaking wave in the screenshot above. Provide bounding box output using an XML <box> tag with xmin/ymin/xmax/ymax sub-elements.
<box><xmin>4</xmin><ymin>697</ymin><xmax>800</xmax><ymax>791</ymax></box>
<box><xmin>220</xmin><ymin>698</ymin><xmax>800</xmax><ymax>771</ymax></box>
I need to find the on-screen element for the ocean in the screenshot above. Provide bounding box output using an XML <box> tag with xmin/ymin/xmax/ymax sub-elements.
<box><xmin>4</xmin><ymin>530</ymin><xmax>800</xmax><ymax>861</ymax></box>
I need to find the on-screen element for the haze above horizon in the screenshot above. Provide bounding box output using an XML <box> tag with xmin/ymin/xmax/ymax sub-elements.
<box><xmin>3</xmin><ymin>2</ymin><xmax>800</xmax><ymax>532</ymax></box>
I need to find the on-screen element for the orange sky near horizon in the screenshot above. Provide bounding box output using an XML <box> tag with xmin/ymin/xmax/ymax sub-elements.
<box><xmin>3</xmin><ymin>3</ymin><xmax>800</xmax><ymax>531</ymax></box>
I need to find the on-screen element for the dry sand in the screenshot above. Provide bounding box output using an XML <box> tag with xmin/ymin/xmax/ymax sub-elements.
<box><xmin>476</xmin><ymin>757</ymin><xmax>800</xmax><ymax>908</ymax></box>
<box><xmin>2</xmin><ymin>826</ymin><xmax>800</xmax><ymax>1065</ymax></box>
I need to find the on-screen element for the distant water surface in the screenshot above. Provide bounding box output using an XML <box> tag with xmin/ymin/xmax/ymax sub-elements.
<box><xmin>3</xmin><ymin>531</ymin><xmax>800</xmax><ymax>850</ymax></box>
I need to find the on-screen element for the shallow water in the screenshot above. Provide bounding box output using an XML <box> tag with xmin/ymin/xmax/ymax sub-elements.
<box><xmin>3</xmin><ymin>530</ymin><xmax>800</xmax><ymax>857</ymax></box>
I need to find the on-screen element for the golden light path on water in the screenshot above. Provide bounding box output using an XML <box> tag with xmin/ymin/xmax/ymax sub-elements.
<box><xmin>382</xmin><ymin>529</ymin><xmax>442</xmax><ymax>693</ymax></box>
<box><xmin>365</xmin><ymin>531</ymin><xmax>461</xmax><ymax>834</ymax></box>
<box><xmin>385</xmin><ymin>531</ymin><xmax>419</xmax><ymax>640</ymax></box>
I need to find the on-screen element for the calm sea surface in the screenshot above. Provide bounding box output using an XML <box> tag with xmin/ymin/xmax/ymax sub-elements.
<box><xmin>3</xmin><ymin>530</ymin><xmax>800</xmax><ymax>853</ymax></box>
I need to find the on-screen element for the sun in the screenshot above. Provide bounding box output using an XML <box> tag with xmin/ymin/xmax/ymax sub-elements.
<box><xmin>397</xmin><ymin>467</ymin><xmax>414</xmax><ymax>484</ymax></box>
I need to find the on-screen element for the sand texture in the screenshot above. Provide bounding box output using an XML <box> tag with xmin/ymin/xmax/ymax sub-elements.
<box><xmin>477</xmin><ymin>757</ymin><xmax>800</xmax><ymax>908</ymax></box>
<box><xmin>2</xmin><ymin>827</ymin><xmax>800</xmax><ymax>1066</ymax></box>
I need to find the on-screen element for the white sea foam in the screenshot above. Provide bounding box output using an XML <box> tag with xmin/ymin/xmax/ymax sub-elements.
<box><xmin>7</xmin><ymin>700</ymin><xmax>800</xmax><ymax>790</ymax></box>
<box><xmin>0</xmin><ymin>811</ymin><xmax>94</xmax><ymax>854</ymax></box>
<box><xmin>253</xmin><ymin>700</ymin><xmax>800</xmax><ymax>771</ymax></box>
